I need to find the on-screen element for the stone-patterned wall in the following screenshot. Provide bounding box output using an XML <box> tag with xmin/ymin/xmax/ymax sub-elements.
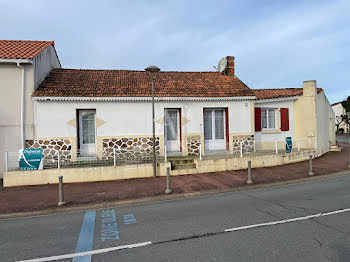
<box><xmin>102</xmin><ymin>137</ymin><xmax>160</xmax><ymax>160</ymax></box>
<box><xmin>187</xmin><ymin>135</ymin><xmax>201</xmax><ymax>155</ymax></box>
<box><xmin>25</xmin><ymin>139</ymin><xmax>72</xmax><ymax>162</ymax></box>
<box><xmin>232</xmin><ymin>135</ymin><xmax>254</xmax><ymax>154</ymax></box>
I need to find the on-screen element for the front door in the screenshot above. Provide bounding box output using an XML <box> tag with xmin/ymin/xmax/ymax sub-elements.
<box><xmin>204</xmin><ymin>109</ymin><xmax>226</xmax><ymax>151</ymax></box>
<box><xmin>78</xmin><ymin>110</ymin><xmax>96</xmax><ymax>155</ymax></box>
<box><xmin>165</xmin><ymin>109</ymin><xmax>181</xmax><ymax>152</ymax></box>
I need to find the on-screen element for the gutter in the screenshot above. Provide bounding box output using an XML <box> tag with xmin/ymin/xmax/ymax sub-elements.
<box><xmin>16</xmin><ymin>62</ymin><xmax>25</xmax><ymax>149</ymax></box>
<box><xmin>32</xmin><ymin>96</ymin><xmax>257</xmax><ymax>102</ymax></box>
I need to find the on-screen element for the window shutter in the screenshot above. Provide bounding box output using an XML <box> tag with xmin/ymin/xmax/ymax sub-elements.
<box><xmin>255</xmin><ymin>107</ymin><xmax>262</xmax><ymax>132</ymax></box>
<box><xmin>280</xmin><ymin>108</ymin><xmax>289</xmax><ymax>131</ymax></box>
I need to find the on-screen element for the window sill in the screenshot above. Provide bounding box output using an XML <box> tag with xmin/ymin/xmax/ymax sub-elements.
<box><xmin>261</xmin><ymin>129</ymin><xmax>281</xmax><ymax>134</ymax></box>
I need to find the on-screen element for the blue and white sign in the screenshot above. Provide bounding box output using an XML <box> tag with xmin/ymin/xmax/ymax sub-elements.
<box><xmin>19</xmin><ymin>149</ymin><xmax>43</xmax><ymax>171</ymax></box>
<box><xmin>286</xmin><ymin>137</ymin><xmax>292</xmax><ymax>153</ymax></box>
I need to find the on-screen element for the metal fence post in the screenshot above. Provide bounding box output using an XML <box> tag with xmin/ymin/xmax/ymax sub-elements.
<box><xmin>57</xmin><ymin>151</ymin><xmax>60</xmax><ymax>169</ymax></box>
<box><xmin>247</xmin><ymin>160</ymin><xmax>253</xmax><ymax>184</ymax></box>
<box><xmin>164</xmin><ymin>145</ymin><xmax>167</xmax><ymax>162</ymax></box>
<box><xmin>113</xmin><ymin>148</ymin><xmax>116</xmax><ymax>166</ymax></box>
<box><xmin>308</xmin><ymin>154</ymin><xmax>314</xmax><ymax>176</ymax></box>
<box><xmin>275</xmin><ymin>141</ymin><xmax>278</xmax><ymax>154</ymax></box>
<box><xmin>240</xmin><ymin>141</ymin><xmax>243</xmax><ymax>158</ymax></box>
<box><xmin>5</xmin><ymin>151</ymin><xmax>8</xmax><ymax>172</ymax></box>
<box><xmin>199</xmin><ymin>143</ymin><xmax>202</xmax><ymax>161</ymax></box>
<box><xmin>165</xmin><ymin>167</ymin><xmax>172</xmax><ymax>194</ymax></box>
<box><xmin>58</xmin><ymin>176</ymin><xmax>65</xmax><ymax>206</ymax></box>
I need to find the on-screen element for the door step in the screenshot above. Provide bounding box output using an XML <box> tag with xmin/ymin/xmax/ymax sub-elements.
<box><xmin>168</xmin><ymin>157</ymin><xmax>197</xmax><ymax>170</ymax></box>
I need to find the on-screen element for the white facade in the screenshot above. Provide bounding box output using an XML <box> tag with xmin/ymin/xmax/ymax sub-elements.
<box><xmin>254</xmin><ymin>99</ymin><xmax>295</xmax><ymax>142</ymax></box>
<box><xmin>316</xmin><ymin>92</ymin><xmax>335</xmax><ymax>153</ymax></box>
<box><xmin>33</xmin><ymin>98</ymin><xmax>254</xmax><ymax>157</ymax></box>
<box><xmin>332</xmin><ymin>102</ymin><xmax>349</xmax><ymax>133</ymax></box>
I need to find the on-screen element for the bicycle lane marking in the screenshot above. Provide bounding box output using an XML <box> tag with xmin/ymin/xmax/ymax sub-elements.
<box><xmin>72</xmin><ymin>210</ymin><xmax>96</xmax><ymax>262</ymax></box>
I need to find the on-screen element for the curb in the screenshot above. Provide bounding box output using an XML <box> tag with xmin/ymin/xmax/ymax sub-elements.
<box><xmin>1</xmin><ymin>169</ymin><xmax>349</xmax><ymax>220</ymax></box>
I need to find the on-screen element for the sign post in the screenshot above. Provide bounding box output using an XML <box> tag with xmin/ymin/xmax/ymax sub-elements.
<box><xmin>19</xmin><ymin>149</ymin><xmax>43</xmax><ymax>171</ymax></box>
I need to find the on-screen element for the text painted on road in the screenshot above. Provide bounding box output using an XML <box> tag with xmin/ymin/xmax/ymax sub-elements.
<box><xmin>123</xmin><ymin>214</ymin><xmax>136</xmax><ymax>224</ymax></box>
<box><xmin>101</xmin><ymin>209</ymin><xmax>119</xmax><ymax>242</ymax></box>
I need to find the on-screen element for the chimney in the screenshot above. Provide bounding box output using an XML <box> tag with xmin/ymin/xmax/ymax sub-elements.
<box><xmin>303</xmin><ymin>80</ymin><xmax>317</xmax><ymax>97</ymax></box>
<box><xmin>226</xmin><ymin>56</ymin><xmax>235</xmax><ymax>76</ymax></box>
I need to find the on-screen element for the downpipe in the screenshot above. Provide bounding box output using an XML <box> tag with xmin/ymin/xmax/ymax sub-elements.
<box><xmin>16</xmin><ymin>62</ymin><xmax>25</xmax><ymax>149</ymax></box>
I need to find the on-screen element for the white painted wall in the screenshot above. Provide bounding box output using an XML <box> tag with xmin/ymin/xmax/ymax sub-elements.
<box><xmin>332</xmin><ymin>103</ymin><xmax>348</xmax><ymax>133</ymax></box>
<box><xmin>34</xmin><ymin>99</ymin><xmax>253</xmax><ymax>138</ymax></box>
<box><xmin>33</xmin><ymin>45</ymin><xmax>61</xmax><ymax>90</ymax></box>
<box><xmin>254</xmin><ymin>100</ymin><xmax>295</xmax><ymax>142</ymax></box>
<box><xmin>316</xmin><ymin>92</ymin><xmax>335</xmax><ymax>154</ymax></box>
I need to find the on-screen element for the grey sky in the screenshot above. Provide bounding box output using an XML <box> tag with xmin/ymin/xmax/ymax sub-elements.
<box><xmin>1</xmin><ymin>0</ymin><xmax>349</xmax><ymax>103</ymax></box>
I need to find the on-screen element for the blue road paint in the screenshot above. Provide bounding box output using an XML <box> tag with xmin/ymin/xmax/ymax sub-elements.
<box><xmin>73</xmin><ymin>210</ymin><xmax>96</xmax><ymax>262</ymax></box>
<box><xmin>123</xmin><ymin>214</ymin><xmax>136</xmax><ymax>224</ymax></box>
<box><xmin>101</xmin><ymin>209</ymin><xmax>120</xmax><ymax>242</ymax></box>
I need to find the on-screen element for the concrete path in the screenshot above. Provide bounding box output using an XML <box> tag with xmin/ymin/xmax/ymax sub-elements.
<box><xmin>1</xmin><ymin>173</ymin><xmax>350</xmax><ymax>261</ymax></box>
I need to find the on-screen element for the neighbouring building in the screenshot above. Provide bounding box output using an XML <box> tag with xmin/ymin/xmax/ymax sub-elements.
<box><xmin>0</xmin><ymin>40</ymin><xmax>336</xmax><ymax>178</ymax></box>
<box><xmin>254</xmin><ymin>82</ymin><xmax>335</xmax><ymax>155</ymax></box>
<box><xmin>0</xmin><ymin>40</ymin><xmax>61</xmax><ymax>178</ymax></box>
<box><xmin>332</xmin><ymin>101</ymin><xmax>349</xmax><ymax>133</ymax></box>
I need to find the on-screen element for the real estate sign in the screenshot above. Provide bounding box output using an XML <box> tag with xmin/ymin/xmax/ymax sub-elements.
<box><xmin>19</xmin><ymin>149</ymin><xmax>43</xmax><ymax>171</ymax></box>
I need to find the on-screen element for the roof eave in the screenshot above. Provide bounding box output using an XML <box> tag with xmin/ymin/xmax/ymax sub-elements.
<box><xmin>0</xmin><ymin>58</ymin><xmax>33</xmax><ymax>64</ymax></box>
<box><xmin>255</xmin><ymin>96</ymin><xmax>299</xmax><ymax>104</ymax></box>
<box><xmin>32</xmin><ymin>96</ymin><xmax>257</xmax><ymax>102</ymax></box>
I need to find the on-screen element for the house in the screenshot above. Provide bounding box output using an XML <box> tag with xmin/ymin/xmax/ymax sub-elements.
<box><xmin>0</xmin><ymin>40</ymin><xmax>61</xmax><ymax>178</ymax></box>
<box><xmin>0</xmin><ymin>40</ymin><xmax>336</xmax><ymax>181</ymax></box>
<box><xmin>254</xmin><ymin>82</ymin><xmax>335</xmax><ymax>154</ymax></box>
<box><xmin>29</xmin><ymin>58</ymin><xmax>256</xmax><ymax>162</ymax></box>
<box><xmin>332</xmin><ymin>102</ymin><xmax>349</xmax><ymax>133</ymax></box>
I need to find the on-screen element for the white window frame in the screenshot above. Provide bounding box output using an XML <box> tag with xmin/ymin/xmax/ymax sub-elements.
<box><xmin>261</xmin><ymin>108</ymin><xmax>278</xmax><ymax>130</ymax></box>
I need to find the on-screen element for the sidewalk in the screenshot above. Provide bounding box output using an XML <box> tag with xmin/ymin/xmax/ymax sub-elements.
<box><xmin>1</xmin><ymin>144</ymin><xmax>349</xmax><ymax>215</ymax></box>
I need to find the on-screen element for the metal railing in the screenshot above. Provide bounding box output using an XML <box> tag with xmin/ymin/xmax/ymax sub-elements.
<box><xmin>5</xmin><ymin>137</ymin><xmax>317</xmax><ymax>172</ymax></box>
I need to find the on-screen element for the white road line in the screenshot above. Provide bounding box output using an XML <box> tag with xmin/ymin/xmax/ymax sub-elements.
<box><xmin>225</xmin><ymin>208</ymin><xmax>350</xmax><ymax>232</ymax></box>
<box><xmin>16</xmin><ymin>207</ymin><xmax>350</xmax><ymax>262</ymax></box>
<box><xmin>16</xmin><ymin>241</ymin><xmax>152</xmax><ymax>262</ymax></box>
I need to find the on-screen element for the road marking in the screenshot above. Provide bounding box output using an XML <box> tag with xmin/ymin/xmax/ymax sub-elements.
<box><xmin>16</xmin><ymin>207</ymin><xmax>350</xmax><ymax>262</ymax></box>
<box><xmin>16</xmin><ymin>242</ymin><xmax>152</xmax><ymax>262</ymax></box>
<box><xmin>72</xmin><ymin>211</ymin><xmax>96</xmax><ymax>262</ymax></box>
<box><xmin>225</xmin><ymin>207</ymin><xmax>350</xmax><ymax>232</ymax></box>
<box><xmin>123</xmin><ymin>214</ymin><xmax>136</xmax><ymax>224</ymax></box>
<box><xmin>101</xmin><ymin>209</ymin><xmax>119</xmax><ymax>242</ymax></box>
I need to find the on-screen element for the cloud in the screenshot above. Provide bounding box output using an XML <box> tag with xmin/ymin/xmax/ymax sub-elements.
<box><xmin>0</xmin><ymin>0</ymin><xmax>349</xmax><ymax>103</ymax></box>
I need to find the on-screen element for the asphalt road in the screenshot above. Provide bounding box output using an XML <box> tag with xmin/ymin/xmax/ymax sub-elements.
<box><xmin>1</xmin><ymin>174</ymin><xmax>350</xmax><ymax>262</ymax></box>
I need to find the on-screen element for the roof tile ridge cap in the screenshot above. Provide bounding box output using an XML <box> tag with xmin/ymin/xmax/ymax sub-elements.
<box><xmin>0</xmin><ymin>39</ymin><xmax>53</xmax><ymax>43</ymax></box>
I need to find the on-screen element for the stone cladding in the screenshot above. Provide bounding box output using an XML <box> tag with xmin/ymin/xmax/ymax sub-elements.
<box><xmin>232</xmin><ymin>135</ymin><xmax>255</xmax><ymax>154</ymax></box>
<box><xmin>25</xmin><ymin>139</ymin><xmax>72</xmax><ymax>163</ymax></box>
<box><xmin>187</xmin><ymin>135</ymin><xmax>201</xmax><ymax>155</ymax></box>
<box><xmin>102</xmin><ymin>137</ymin><xmax>160</xmax><ymax>160</ymax></box>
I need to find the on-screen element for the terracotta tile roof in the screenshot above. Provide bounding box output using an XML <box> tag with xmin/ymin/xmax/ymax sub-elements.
<box><xmin>0</xmin><ymin>40</ymin><xmax>54</xmax><ymax>59</ymax></box>
<box><xmin>253</xmin><ymin>88</ymin><xmax>323</xmax><ymax>100</ymax></box>
<box><xmin>32</xmin><ymin>68</ymin><xmax>255</xmax><ymax>98</ymax></box>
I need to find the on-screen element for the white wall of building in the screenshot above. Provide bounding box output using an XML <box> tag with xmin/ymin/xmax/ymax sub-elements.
<box><xmin>254</xmin><ymin>100</ymin><xmax>295</xmax><ymax>142</ymax></box>
<box><xmin>34</xmin><ymin>99</ymin><xmax>253</xmax><ymax>139</ymax></box>
<box><xmin>332</xmin><ymin>103</ymin><xmax>348</xmax><ymax>133</ymax></box>
<box><xmin>316</xmin><ymin>92</ymin><xmax>335</xmax><ymax>154</ymax></box>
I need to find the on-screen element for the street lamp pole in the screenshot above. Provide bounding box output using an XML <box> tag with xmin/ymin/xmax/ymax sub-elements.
<box><xmin>145</xmin><ymin>66</ymin><xmax>161</xmax><ymax>178</ymax></box>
